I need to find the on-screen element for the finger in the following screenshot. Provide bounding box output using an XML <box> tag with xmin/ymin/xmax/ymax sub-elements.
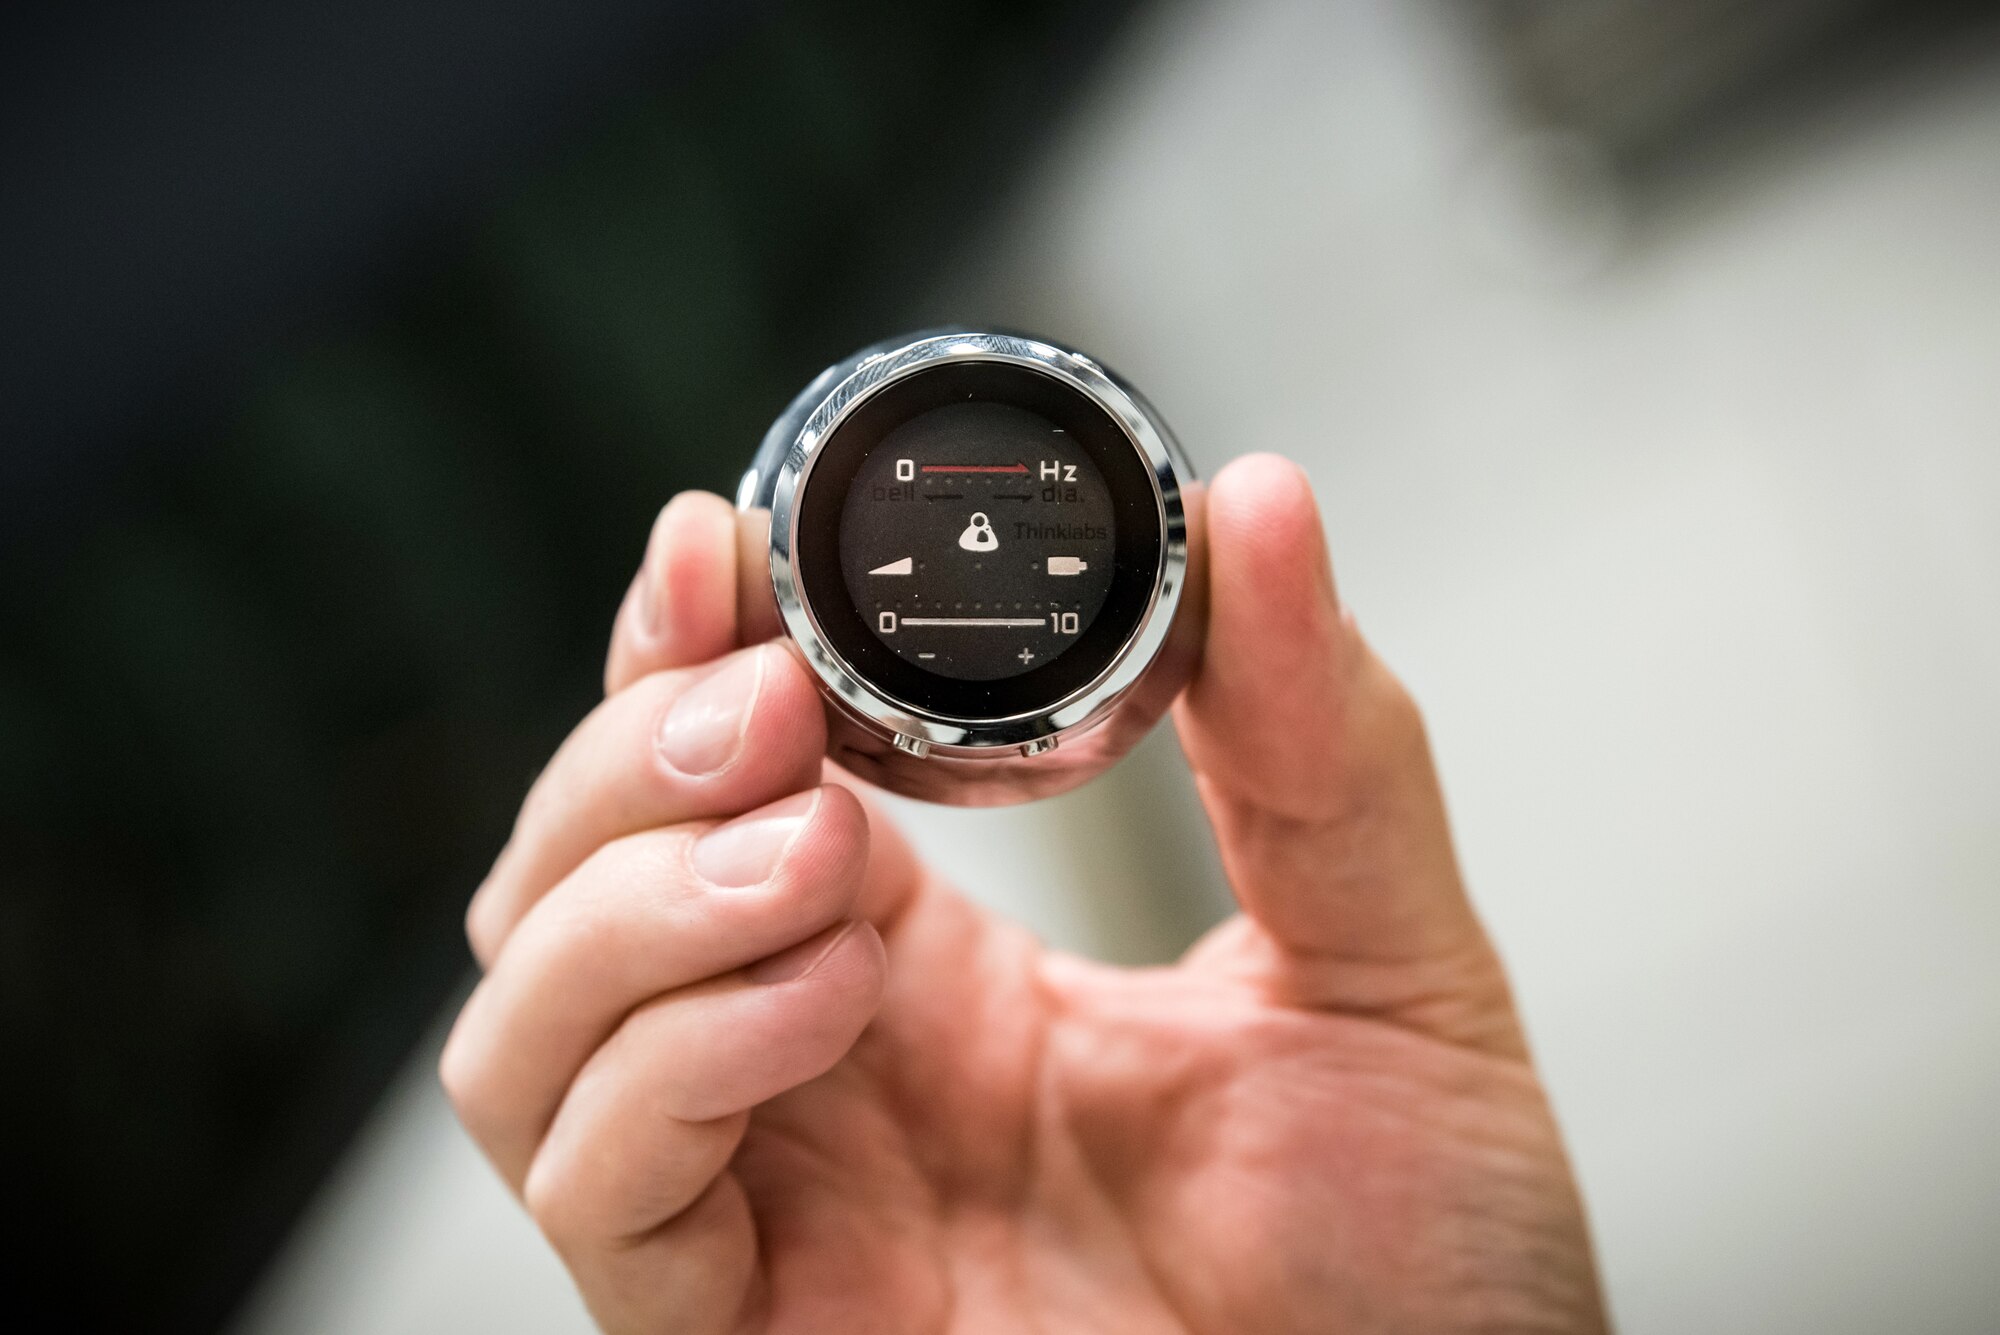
<box><xmin>842</xmin><ymin>776</ymin><xmax>929</xmax><ymax>931</ymax></box>
<box><xmin>1173</xmin><ymin>454</ymin><xmax>1519</xmax><ymax>1049</ymax></box>
<box><xmin>524</xmin><ymin>918</ymin><xmax>883</xmax><ymax>1247</ymax></box>
<box><xmin>737</xmin><ymin>504</ymin><xmax>784</xmax><ymax>645</ymax></box>
<box><xmin>597</xmin><ymin>495</ymin><xmax>927</xmax><ymax>924</ymax></box>
<box><xmin>560</xmin><ymin>1175</ymin><xmax>759</xmax><ymax>1335</ymax></box>
<box><xmin>606</xmin><ymin>492</ymin><xmax>741</xmax><ymax>694</ymax></box>
<box><xmin>606</xmin><ymin>494</ymin><xmax>783</xmax><ymax>696</ymax></box>
<box><xmin>593</xmin><ymin>493</ymin><xmax>929</xmax><ymax>926</ymax></box>
<box><xmin>536</xmin><ymin>921</ymin><xmax>883</xmax><ymax>1335</ymax></box>
<box><xmin>466</xmin><ymin>643</ymin><xmax>823</xmax><ymax>967</ymax></box>
<box><xmin>443</xmin><ymin>785</ymin><xmax>872</xmax><ymax>1185</ymax></box>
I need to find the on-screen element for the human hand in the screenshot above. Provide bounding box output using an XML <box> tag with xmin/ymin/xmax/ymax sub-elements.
<box><xmin>442</xmin><ymin>455</ymin><xmax>1609</xmax><ymax>1333</ymax></box>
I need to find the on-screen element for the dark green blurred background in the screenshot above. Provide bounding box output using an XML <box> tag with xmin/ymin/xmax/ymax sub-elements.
<box><xmin>0</xmin><ymin>3</ymin><xmax>1137</xmax><ymax>1330</ymax></box>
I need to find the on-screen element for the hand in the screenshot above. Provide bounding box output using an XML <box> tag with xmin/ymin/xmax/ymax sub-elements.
<box><xmin>441</xmin><ymin>456</ymin><xmax>1609</xmax><ymax>1333</ymax></box>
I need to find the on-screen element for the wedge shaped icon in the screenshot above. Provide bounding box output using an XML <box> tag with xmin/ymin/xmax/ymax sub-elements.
<box><xmin>868</xmin><ymin>557</ymin><xmax>914</xmax><ymax>576</ymax></box>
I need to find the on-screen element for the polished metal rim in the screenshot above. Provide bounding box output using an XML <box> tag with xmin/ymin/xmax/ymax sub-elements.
<box><xmin>766</xmin><ymin>330</ymin><xmax>1189</xmax><ymax>753</ymax></box>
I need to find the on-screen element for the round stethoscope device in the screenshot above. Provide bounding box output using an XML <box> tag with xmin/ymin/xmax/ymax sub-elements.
<box><xmin>738</xmin><ymin>330</ymin><xmax>1200</xmax><ymax>805</ymax></box>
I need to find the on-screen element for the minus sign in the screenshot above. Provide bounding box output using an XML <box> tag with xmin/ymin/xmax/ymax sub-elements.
<box><xmin>917</xmin><ymin>652</ymin><xmax>936</xmax><ymax>659</ymax></box>
<box><xmin>1052</xmin><ymin>428</ymin><xmax>1064</xmax><ymax>433</ymax></box>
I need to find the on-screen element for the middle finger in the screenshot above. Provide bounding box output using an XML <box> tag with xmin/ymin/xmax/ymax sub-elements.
<box><xmin>442</xmin><ymin>782</ymin><xmax>871</xmax><ymax>1185</ymax></box>
<box><xmin>466</xmin><ymin>643</ymin><xmax>825</xmax><ymax>966</ymax></box>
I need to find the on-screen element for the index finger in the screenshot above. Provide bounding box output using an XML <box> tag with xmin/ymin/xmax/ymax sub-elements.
<box><xmin>606</xmin><ymin>493</ymin><xmax>782</xmax><ymax>695</ymax></box>
<box><xmin>600</xmin><ymin>493</ymin><xmax>932</xmax><ymax>929</ymax></box>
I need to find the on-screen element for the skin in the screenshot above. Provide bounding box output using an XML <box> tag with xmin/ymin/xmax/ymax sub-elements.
<box><xmin>441</xmin><ymin>455</ymin><xmax>1610</xmax><ymax>1333</ymax></box>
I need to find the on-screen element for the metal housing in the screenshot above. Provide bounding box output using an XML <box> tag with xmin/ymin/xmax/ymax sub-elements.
<box><xmin>738</xmin><ymin>330</ymin><xmax>1202</xmax><ymax>805</ymax></box>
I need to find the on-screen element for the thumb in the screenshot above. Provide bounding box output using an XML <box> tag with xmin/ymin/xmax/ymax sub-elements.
<box><xmin>1173</xmin><ymin>454</ymin><xmax>1519</xmax><ymax>1052</ymax></box>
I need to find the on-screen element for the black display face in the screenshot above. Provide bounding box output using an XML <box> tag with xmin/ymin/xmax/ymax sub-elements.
<box><xmin>794</xmin><ymin>361</ymin><xmax>1162</xmax><ymax>721</ymax></box>
<box><xmin>837</xmin><ymin>400</ymin><xmax>1117</xmax><ymax>682</ymax></box>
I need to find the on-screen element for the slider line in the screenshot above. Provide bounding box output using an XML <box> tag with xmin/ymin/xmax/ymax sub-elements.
<box><xmin>900</xmin><ymin>617</ymin><xmax>1046</xmax><ymax>628</ymax></box>
<box><xmin>921</xmin><ymin>464</ymin><xmax>1028</xmax><ymax>474</ymax></box>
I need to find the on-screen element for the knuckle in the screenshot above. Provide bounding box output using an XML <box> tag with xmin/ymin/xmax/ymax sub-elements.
<box><xmin>512</xmin><ymin>742</ymin><xmax>566</xmax><ymax>831</ymax></box>
<box><xmin>520</xmin><ymin>833</ymin><xmax>692</xmax><ymax>981</ymax></box>
<box><xmin>1372</xmin><ymin>664</ymin><xmax>1432</xmax><ymax>759</ymax></box>
<box><xmin>545</xmin><ymin>839</ymin><xmax>675</xmax><ymax>954</ymax></box>
<box><xmin>463</xmin><ymin>891</ymin><xmax>503</xmax><ymax>966</ymax></box>
<box><xmin>435</xmin><ymin>1024</ymin><xmax>486</xmax><ymax>1120</ymax></box>
<box><xmin>521</xmin><ymin>1155</ymin><xmax>582</xmax><ymax>1240</ymax></box>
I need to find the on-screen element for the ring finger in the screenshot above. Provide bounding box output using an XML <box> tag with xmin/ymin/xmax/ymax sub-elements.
<box><xmin>466</xmin><ymin>642</ymin><xmax>825</xmax><ymax>966</ymax></box>
<box><xmin>442</xmin><ymin>783</ymin><xmax>872</xmax><ymax>1184</ymax></box>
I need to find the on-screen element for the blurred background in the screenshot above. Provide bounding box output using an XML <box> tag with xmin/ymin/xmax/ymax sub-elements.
<box><xmin>5</xmin><ymin>0</ymin><xmax>1998</xmax><ymax>1331</ymax></box>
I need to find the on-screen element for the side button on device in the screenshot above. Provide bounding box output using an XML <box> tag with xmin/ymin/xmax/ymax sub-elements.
<box><xmin>891</xmin><ymin>733</ymin><xmax>931</xmax><ymax>758</ymax></box>
<box><xmin>1019</xmin><ymin>737</ymin><xmax>1057</xmax><ymax>758</ymax></box>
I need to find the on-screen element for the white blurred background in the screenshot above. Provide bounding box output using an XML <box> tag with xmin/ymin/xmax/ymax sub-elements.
<box><xmin>237</xmin><ymin>1</ymin><xmax>2000</xmax><ymax>1330</ymax></box>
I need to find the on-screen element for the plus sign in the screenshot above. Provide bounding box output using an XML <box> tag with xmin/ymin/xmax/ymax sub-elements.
<box><xmin>1017</xmin><ymin>647</ymin><xmax>1036</xmax><ymax>665</ymax></box>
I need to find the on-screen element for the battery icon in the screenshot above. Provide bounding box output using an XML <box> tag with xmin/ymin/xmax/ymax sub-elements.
<box><xmin>1047</xmin><ymin>556</ymin><xmax>1088</xmax><ymax>576</ymax></box>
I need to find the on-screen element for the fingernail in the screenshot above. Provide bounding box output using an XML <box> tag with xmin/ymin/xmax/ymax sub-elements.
<box><xmin>658</xmin><ymin>649</ymin><xmax>766</xmax><ymax>775</ymax></box>
<box><xmin>747</xmin><ymin>921</ymin><xmax>857</xmax><ymax>985</ymax></box>
<box><xmin>691</xmin><ymin>789</ymin><xmax>819</xmax><ymax>887</ymax></box>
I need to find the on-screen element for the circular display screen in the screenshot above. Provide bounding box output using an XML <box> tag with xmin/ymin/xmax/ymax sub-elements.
<box><xmin>837</xmin><ymin>400</ymin><xmax>1117</xmax><ymax>682</ymax></box>
<box><xmin>794</xmin><ymin>360</ymin><xmax>1162</xmax><ymax>721</ymax></box>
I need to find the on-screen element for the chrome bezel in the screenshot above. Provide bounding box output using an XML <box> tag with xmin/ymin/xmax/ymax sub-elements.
<box><xmin>767</xmin><ymin>331</ymin><xmax>1189</xmax><ymax>755</ymax></box>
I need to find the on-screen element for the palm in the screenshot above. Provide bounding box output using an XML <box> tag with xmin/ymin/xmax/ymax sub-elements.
<box><xmin>737</xmin><ymin>878</ymin><xmax>1592</xmax><ymax>1334</ymax></box>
